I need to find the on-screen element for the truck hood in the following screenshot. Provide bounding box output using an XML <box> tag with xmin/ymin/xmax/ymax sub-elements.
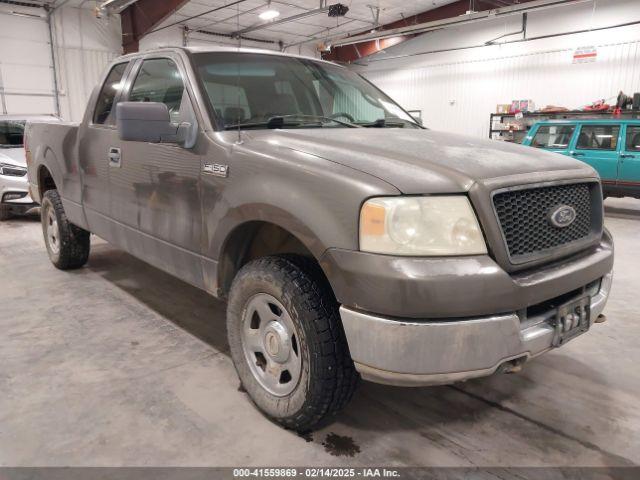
<box><xmin>247</xmin><ymin>128</ymin><xmax>595</xmax><ymax>194</ymax></box>
<box><xmin>0</xmin><ymin>147</ymin><xmax>26</xmax><ymax>167</ymax></box>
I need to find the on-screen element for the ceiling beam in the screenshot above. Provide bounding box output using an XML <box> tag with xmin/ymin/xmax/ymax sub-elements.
<box><xmin>120</xmin><ymin>0</ymin><xmax>189</xmax><ymax>54</ymax></box>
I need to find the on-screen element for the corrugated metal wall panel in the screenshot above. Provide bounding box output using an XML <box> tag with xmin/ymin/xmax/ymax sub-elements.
<box><xmin>52</xmin><ymin>7</ymin><xmax>122</xmax><ymax>121</ymax></box>
<box><xmin>355</xmin><ymin>0</ymin><xmax>640</xmax><ymax>139</ymax></box>
<box><xmin>56</xmin><ymin>47</ymin><xmax>119</xmax><ymax>121</ymax></box>
<box><xmin>362</xmin><ymin>37</ymin><xmax>640</xmax><ymax>138</ymax></box>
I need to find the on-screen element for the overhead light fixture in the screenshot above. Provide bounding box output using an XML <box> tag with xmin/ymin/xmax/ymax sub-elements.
<box><xmin>259</xmin><ymin>9</ymin><xmax>280</xmax><ymax>21</ymax></box>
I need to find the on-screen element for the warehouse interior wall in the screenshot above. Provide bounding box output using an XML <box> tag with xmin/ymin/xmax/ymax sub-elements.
<box><xmin>51</xmin><ymin>6</ymin><xmax>122</xmax><ymax>121</ymax></box>
<box><xmin>351</xmin><ymin>0</ymin><xmax>640</xmax><ymax>138</ymax></box>
<box><xmin>0</xmin><ymin>4</ymin><xmax>121</xmax><ymax>121</ymax></box>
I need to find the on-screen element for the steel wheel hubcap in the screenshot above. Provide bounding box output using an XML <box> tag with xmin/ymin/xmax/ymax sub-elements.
<box><xmin>46</xmin><ymin>209</ymin><xmax>60</xmax><ymax>254</ymax></box>
<box><xmin>241</xmin><ymin>293</ymin><xmax>302</xmax><ymax>396</ymax></box>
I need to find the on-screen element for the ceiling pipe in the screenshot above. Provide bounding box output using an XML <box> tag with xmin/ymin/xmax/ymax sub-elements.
<box><xmin>100</xmin><ymin>0</ymin><xmax>139</xmax><ymax>13</ymax></box>
<box><xmin>233</xmin><ymin>5</ymin><xmax>330</xmax><ymax>36</ymax></box>
<box><xmin>329</xmin><ymin>0</ymin><xmax>588</xmax><ymax>47</ymax></box>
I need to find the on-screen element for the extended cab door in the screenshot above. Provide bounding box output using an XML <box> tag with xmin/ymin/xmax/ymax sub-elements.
<box><xmin>526</xmin><ymin>123</ymin><xmax>576</xmax><ymax>154</ymax></box>
<box><xmin>569</xmin><ymin>123</ymin><xmax>621</xmax><ymax>185</ymax></box>
<box><xmin>619</xmin><ymin>123</ymin><xmax>640</xmax><ymax>192</ymax></box>
<box><xmin>110</xmin><ymin>54</ymin><xmax>204</xmax><ymax>287</ymax></box>
<box><xmin>78</xmin><ymin>61</ymin><xmax>131</xmax><ymax>235</ymax></box>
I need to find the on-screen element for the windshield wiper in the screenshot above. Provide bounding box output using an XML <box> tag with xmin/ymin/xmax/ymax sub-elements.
<box><xmin>358</xmin><ymin>118</ymin><xmax>420</xmax><ymax>128</ymax></box>
<box><xmin>224</xmin><ymin>114</ymin><xmax>360</xmax><ymax>130</ymax></box>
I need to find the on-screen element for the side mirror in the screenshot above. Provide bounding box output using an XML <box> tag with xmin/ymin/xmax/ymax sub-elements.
<box><xmin>116</xmin><ymin>102</ymin><xmax>187</xmax><ymax>145</ymax></box>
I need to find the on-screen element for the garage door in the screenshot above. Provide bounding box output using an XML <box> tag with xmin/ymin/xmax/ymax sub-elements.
<box><xmin>0</xmin><ymin>12</ymin><xmax>57</xmax><ymax>115</ymax></box>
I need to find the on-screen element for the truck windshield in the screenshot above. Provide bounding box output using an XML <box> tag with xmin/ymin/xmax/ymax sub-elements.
<box><xmin>192</xmin><ymin>52</ymin><xmax>421</xmax><ymax>130</ymax></box>
<box><xmin>0</xmin><ymin>120</ymin><xmax>26</xmax><ymax>148</ymax></box>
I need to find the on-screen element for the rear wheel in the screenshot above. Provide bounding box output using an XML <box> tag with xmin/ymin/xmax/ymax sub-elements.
<box><xmin>227</xmin><ymin>255</ymin><xmax>359</xmax><ymax>431</ymax></box>
<box><xmin>41</xmin><ymin>189</ymin><xmax>90</xmax><ymax>269</ymax></box>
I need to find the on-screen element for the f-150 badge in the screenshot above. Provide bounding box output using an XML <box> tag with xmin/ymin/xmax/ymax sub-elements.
<box><xmin>203</xmin><ymin>163</ymin><xmax>229</xmax><ymax>178</ymax></box>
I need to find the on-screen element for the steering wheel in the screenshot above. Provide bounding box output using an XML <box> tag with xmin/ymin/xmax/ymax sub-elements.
<box><xmin>330</xmin><ymin>112</ymin><xmax>356</xmax><ymax>122</ymax></box>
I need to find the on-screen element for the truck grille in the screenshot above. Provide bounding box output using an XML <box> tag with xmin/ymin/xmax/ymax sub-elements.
<box><xmin>492</xmin><ymin>183</ymin><xmax>595</xmax><ymax>262</ymax></box>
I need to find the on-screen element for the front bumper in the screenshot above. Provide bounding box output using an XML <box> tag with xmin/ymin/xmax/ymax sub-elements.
<box><xmin>1</xmin><ymin>174</ymin><xmax>36</xmax><ymax>212</ymax></box>
<box><xmin>340</xmin><ymin>270</ymin><xmax>612</xmax><ymax>386</ymax></box>
<box><xmin>329</xmin><ymin>232</ymin><xmax>614</xmax><ymax>387</ymax></box>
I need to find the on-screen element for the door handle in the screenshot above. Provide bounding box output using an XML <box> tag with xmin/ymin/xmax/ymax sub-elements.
<box><xmin>571</xmin><ymin>151</ymin><xmax>585</xmax><ymax>157</ymax></box>
<box><xmin>108</xmin><ymin>147</ymin><xmax>121</xmax><ymax>168</ymax></box>
<box><xmin>620</xmin><ymin>153</ymin><xmax>636</xmax><ymax>159</ymax></box>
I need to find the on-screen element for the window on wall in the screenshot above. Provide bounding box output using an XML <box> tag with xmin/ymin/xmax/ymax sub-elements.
<box><xmin>129</xmin><ymin>58</ymin><xmax>185</xmax><ymax>122</ymax></box>
<box><xmin>93</xmin><ymin>62</ymin><xmax>128</xmax><ymax>125</ymax></box>
<box><xmin>625</xmin><ymin>126</ymin><xmax>640</xmax><ymax>151</ymax></box>
<box><xmin>531</xmin><ymin>125</ymin><xmax>575</xmax><ymax>149</ymax></box>
<box><xmin>576</xmin><ymin>125</ymin><xmax>620</xmax><ymax>150</ymax></box>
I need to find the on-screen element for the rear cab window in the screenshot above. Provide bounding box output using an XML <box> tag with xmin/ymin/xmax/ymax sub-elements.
<box><xmin>575</xmin><ymin>124</ymin><xmax>620</xmax><ymax>151</ymax></box>
<box><xmin>93</xmin><ymin>62</ymin><xmax>129</xmax><ymax>125</ymax></box>
<box><xmin>531</xmin><ymin>124</ymin><xmax>575</xmax><ymax>149</ymax></box>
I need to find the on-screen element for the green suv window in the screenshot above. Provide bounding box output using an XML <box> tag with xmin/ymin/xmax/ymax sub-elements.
<box><xmin>626</xmin><ymin>126</ymin><xmax>640</xmax><ymax>151</ymax></box>
<box><xmin>531</xmin><ymin>125</ymin><xmax>575</xmax><ymax>149</ymax></box>
<box><xmin>576</xmin><ymin>125</ymin><xmax>620</xmax><ymax>150</ymax></box>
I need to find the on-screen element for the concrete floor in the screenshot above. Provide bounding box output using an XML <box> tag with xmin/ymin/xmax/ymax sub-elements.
<box><xmin>1</xmin><ymin>198</ymin><xmax>639</xmax><ymax>467</ymax></box>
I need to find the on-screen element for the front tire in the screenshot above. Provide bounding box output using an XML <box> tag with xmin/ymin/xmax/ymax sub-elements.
<box><xmin>227</xmin><ymin>255</ymin><xmax>358</xmax><ymax>432</ymax></box>
<box><xmin>41</xmin><ymin>189</ymin><xmax>90</xmax><ymax>270</ymax></box>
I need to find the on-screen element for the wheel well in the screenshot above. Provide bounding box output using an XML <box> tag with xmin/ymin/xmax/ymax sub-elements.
<box><xmin>38</xmin><ymin>166</ymin><xmax>56</xmax><ymax>199</ymax></box>
<box><xmin>219</xmin><ymin>221</ymin><xmax>320</xmax><ymax>296</ymax></box>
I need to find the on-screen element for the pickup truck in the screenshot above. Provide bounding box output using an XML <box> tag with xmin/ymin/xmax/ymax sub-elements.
<box><xmin>25</xmin><ymin>47</ymin><xmax>614</xmax><ymax>431</ymax></box>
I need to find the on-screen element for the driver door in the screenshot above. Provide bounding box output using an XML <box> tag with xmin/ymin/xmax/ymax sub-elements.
<box><xmin>110</xmin><ymin>55</ymin><xmax>204</xmax><ymax>287</ymax></box>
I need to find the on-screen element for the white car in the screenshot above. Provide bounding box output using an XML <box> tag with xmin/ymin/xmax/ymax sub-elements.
<box><xmin>0</xmin><ymin>115</ymin><xmax>59</xmax><ymax>220</ymax></box>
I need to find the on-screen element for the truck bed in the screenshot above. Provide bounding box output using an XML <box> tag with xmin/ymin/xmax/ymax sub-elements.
<box><xmin>25</xmin><ymin>121</ymin><xmax>80</xmax><ymax>206</ymax></box>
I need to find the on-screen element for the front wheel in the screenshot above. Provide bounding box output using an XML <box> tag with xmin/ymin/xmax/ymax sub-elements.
<box><xmin>41</xmin><ymin>189</ymin><xmax>90</xmax><ymax>270</ymax></box>
<box><xmin>227</xmin><ymin>255</ymin><xmax>359</xmax><ymax>431</ymax></box>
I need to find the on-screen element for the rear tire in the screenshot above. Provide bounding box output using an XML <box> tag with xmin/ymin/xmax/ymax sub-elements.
<box><xmin>227</xmin><ymin>255</ymin><xmax>359</xmax><ymax>432</ymax></box>
<box><xmin>41</xmin><ymin>189</ymin><xmax>90</xmax><ymax>270</ymax></box>
<box><xmin>0</xmin><ymin>205</ymin><xmax>12</xmax><ymax>221</ymax></box>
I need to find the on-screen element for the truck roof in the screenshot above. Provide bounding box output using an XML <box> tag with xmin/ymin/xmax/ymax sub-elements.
<box><xmin>117</xmin><ymin>46</ymin><xmax>341</xmax><ymax>68</ymax></box>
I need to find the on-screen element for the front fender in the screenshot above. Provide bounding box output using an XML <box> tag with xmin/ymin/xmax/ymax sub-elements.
<box><xmin>200</xmin><ymin>144</ymin><xmax>399</xmax><ymax>295</ymax></box>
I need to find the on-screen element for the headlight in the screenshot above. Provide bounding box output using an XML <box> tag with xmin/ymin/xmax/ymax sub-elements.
<box><xmin>0</xmin><ymin>163</ymin><xmax>27</xmax><ymax>177</ymax></box>
<box><xmin>359</xmin><ymin>196</ymin><xmax>487</xmax><ymax>256</ymax></box>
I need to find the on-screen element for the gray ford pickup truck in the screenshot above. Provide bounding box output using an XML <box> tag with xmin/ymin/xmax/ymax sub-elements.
<box><xmin>25</xmin><ymin>47</ymin><xmax>613</xmax><ymax>431</ymax></box>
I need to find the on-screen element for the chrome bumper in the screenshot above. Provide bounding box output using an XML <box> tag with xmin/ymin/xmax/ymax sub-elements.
<box><xmin>340</xmin><ymin>270</ymin><xmax>613</xmax><ymax>387</ymax></box>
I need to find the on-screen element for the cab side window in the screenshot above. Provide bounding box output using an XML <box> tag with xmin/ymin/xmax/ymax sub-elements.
<box><xmin>626</xmin><ymin>126</ymin><xmax>640</xmax><ymax>151</ymax></box>
<box><xmin>93</xmin><ymin>62</ymin><xmax>129</xmax><ymax>125</ymax></box>
<box><xmin>576</xmin><ymin>125</ymin><xmax>620</xmax><ymax>150</ymax></box>
<box><xmin>129</xmin><ymin>58</ymin><xmax>184</xmax><ymax>122</ymax></box>
<box><xmin>531</xmin><ymin>125</ymin><xmax>575</xmax><ymax>149</ymax></box>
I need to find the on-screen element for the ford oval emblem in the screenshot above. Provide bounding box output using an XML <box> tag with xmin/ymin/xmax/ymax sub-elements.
<box><xmin>549</xmin><ymin>205</ymin><xmax>577</xmax><ymax>228</ymax></box>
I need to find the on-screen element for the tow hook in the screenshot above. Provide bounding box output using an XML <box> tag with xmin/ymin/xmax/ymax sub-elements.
<box><xmin>595</xmin><ymin>314</ymin><xmax>607</xmax><ymax>324</ymax></box>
